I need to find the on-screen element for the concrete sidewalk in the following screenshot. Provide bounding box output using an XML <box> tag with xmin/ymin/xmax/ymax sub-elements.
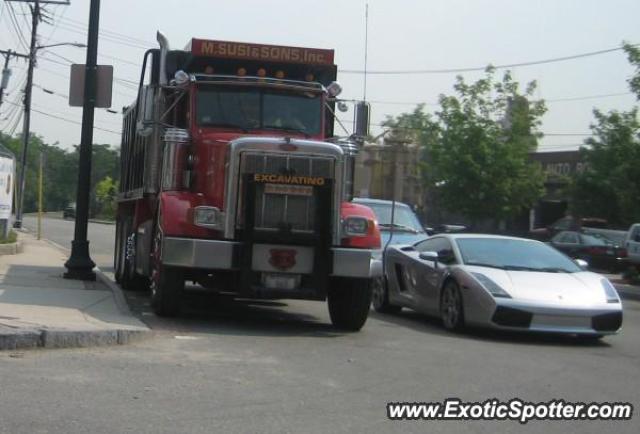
<box><xmin>0</xmin><ymin>232</ymin><xmax>150</xmax><ymax>351</ymax></box>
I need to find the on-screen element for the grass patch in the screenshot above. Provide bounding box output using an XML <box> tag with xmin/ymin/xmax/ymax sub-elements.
<box><xmin>0</xmin><ymin>230</ymin><xmax>17</xmax><ymax>244</ymax></box>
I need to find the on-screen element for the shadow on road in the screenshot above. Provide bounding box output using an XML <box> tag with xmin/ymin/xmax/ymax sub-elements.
<box><xmin>370</xmin><ymin>308</ymin><xmax>612</xmax><ymax>348</ymax></box>
<box><xmin>124</xmin><ymin>288</ymin><xmax>343</xmax><ymax>339</ymax></box>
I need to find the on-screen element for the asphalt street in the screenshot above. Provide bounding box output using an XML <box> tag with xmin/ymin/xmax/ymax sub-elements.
<box><xmin>22</xmin><ymin>213</ymin><xmax>115</xmax><ymax>270</ymax></box>
<box><xmin>3</xmin><ymin>215</ymin><xmax>639</xmax><ymax>434</ymax></box>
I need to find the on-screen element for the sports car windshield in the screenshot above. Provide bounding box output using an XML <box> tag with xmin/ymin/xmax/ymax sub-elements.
<box><xmin>456</xmin><ymin>238</ymin><xmax>581</xmax><ymax>273</ymax></box>
<box><xmin>196</xmin><ymin>86</ymin><xmax>322</xmax><ymax>135</ymax></box>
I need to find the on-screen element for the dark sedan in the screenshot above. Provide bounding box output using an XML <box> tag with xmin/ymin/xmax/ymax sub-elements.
<box><xmin>550</xmin><ymin>231</ymin><xmax>627</xmax><ymax>272</ymax></box>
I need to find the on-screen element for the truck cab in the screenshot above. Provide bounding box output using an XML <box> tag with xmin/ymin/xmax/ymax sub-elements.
<box><xmin>115</xmin><ymin>35</ymin><xmax>381</xmax><ymax>331</ymax></box>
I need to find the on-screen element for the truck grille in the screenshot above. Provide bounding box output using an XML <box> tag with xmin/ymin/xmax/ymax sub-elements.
<box><xmin>239</xmin><ymin>153</ymin><xmax>334</xmax><ymax>233</ymax></box>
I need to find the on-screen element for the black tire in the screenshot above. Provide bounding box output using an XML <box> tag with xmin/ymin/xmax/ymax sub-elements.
<box><xmin>150</xmin><ymin>264</ymin><xmax>184</xmax><ymax>317</ymax></box>
<box><xmin>440</xmin><ymin>280</ymin><xmax>465</xmax><ymax>331</ymax></box>
<box><xmin>371</xmin><ymin>276</ymin><xmax>401</xmax><ymax>314</ymax></box>
<box><xmin>150</xmin><ymin>229</ymin><xmax>184</xmax><ymax>317</ymax></box>
<box><xmin>117</xmin><ymin>217</ymin><xmax>149</xmax><ymax>292</ymax></box>
<box><xmin>327</xmin><ymin>277</ymin><xmax>373</xmax><ymax>331</ymax></box>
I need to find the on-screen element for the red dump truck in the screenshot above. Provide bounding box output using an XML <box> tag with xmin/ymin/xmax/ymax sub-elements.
<box><xmin>114</xmin><ymin>33</ymin><xmax>381</xmax><ymax>330</ymax></box>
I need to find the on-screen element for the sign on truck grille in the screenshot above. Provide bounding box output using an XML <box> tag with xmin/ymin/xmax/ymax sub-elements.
<box><xmin>239</xmin><ymin>153</ymin><xmax>334</xmax><ymax>233</ymax></box>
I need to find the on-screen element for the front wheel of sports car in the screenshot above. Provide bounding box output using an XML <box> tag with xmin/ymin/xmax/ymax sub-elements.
<box><xmin>440</xmin><ymin>280</ymin><xmax>465</xmax><ymax>331</ymax></box>
<box><xmin>371</xmin><ymin>277</ymin><xmax>401</xmax><ymax>314</ymax></box>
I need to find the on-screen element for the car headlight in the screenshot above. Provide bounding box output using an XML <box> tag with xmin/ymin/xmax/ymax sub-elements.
<box><xmin>471</xmin><ymin>272</ymin><xmax>511</xmax><ymax>298</ymax></box>
<box><xmin>343</xmin><ymin>216</ymin><xmax>371</xmax><ymax>237</ymax></box>
<box><xmin>193</xmin><ymin>206</ymin><xmax>224</xmax><ymax>230</ymax></box>
<box><xmin>601</xmin><ymin>278</ymin><xmax>620</xmax><ymax>303</ymax></box>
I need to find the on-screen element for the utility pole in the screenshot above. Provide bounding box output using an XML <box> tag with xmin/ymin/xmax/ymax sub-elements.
<box><xmin>37</xmin><ymin>151</ymin><xmax>43</xmax><ymax>240</ymax></box>
<box><xmin>64</xmin><ymin>0</ymin><xmax>100</xmax><ymax>280</ymax></box>
<box><xmin>1</xmin><ymin>50</ymin><xmax>30</xmax><ymax>109</ymax></box>
<box><xmin>6</xmin><ymin>0</ymin><xmax>71</xmax><ymax>229</ymax></box>
<box><xmin>11</xmin><ymin>0</ymin><xmax>40</xmax><ymax>229</ymax></box>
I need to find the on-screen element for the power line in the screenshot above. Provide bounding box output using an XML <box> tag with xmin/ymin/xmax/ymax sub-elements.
<box><xmin>2</xmin><ymin>99</ymin><xmax>120</xmax><ymax>135</ymax></box>
<box><xmin>360</xmin><ymin>91</ymin><xmax>633</xmax><ymax>107</ymax></box>
<box><xmin>339</xmin><ymin>45</ymin><xmax>634</xmax><ymax>75</ymax></box>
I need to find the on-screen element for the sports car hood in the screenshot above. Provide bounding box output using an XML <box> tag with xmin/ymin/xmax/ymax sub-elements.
<box><xmin>464</xmin><ymin>266</ymin><xmax>609</xmax><ymax>306</ymax></box>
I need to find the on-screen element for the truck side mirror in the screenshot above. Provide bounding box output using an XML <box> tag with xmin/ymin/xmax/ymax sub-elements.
<box><xmin>136</xmin><ymin>86</ymin><xmax>155</xmax><ymax>136</ymax></box>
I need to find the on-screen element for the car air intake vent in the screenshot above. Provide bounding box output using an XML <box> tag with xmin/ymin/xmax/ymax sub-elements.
<box><xmin>591</xmin><ymin>312</ymin><xmax>623</xmax><ymax>332</ymax></box>
<box><xmin>491</xmin><ymin>306</ymin><xmax>533</xmax><ymax>328</ymax></box>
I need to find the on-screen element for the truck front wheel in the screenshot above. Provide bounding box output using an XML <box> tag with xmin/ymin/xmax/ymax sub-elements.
<box><xmin>150</xmin><ymin>231</ymin><xmax>184</xmax><ymax>317</ymax></box>
<box><xmin>150</xmin><ymin>264</ymin><xmax>184</xmax><ymax>317</ymax></box>
<box><xmin>327</xmin><ymin>277</ymin><xmax>373</xmax><ymax>331</ymax></box>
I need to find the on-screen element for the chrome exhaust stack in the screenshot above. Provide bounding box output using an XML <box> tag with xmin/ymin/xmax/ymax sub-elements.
<box><xmin>157</xmin><ymin>31</ymin><xmax>170</xmax><ymax>86</ymax></box>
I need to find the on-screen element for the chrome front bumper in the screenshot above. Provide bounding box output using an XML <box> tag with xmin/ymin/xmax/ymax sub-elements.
<box><xmin>161</xmin><ymin>237</ymin><xmax>381</xmax><ymax>278</ymax></box>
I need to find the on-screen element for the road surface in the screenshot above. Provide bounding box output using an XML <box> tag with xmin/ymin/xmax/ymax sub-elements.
<box><xmin>3</xmin><ymin>214</ymin><xmax>638</xmax><ymax>433</ymax></box>
<box><xmin>22</xmin><ymin>213</ymin><xmax>115</xmax><ymax>270</ymax></box>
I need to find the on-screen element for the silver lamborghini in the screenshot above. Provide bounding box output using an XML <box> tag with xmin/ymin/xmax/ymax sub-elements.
<box><xmin>373</xmin><ymin>234</ymin><xmax>623</xmax><ymax>337</ymax></box>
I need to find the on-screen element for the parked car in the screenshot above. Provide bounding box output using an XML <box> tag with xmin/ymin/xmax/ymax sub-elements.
<box><xmin>529</xmin><ymin>216</ymin><xmax>608</xmax><ymax>241</ymax></box>
<box><xmin>63</xmin><ymin>203</ymin><xmax>76</xmax><ymax>219</ymax></box>
<box><xmin>625</xmin><ymin>223</ymin><xmax>640</xmax><ymax>269</ymax></box>
<box><xmin>352</xmin><ymin>198</ymin><xmax>428</xmax><ymax>247</ymax></box>
<box><xmin>549</xmin><ymin>231</ymin><xmax>627</xmax><ymax>272</ymax></box>
<box><xmin>373</xmin><ymin>234</ymin><xmax>622</xmax><ymax>338</ymax></box>
<box><xmin>353</xmin><ymin>198</ymin><xmax>429</xmax><ymax>305</ymax></box>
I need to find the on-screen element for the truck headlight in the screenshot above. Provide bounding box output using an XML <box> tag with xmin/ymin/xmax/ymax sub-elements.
<box><xmin>193</xmin><ymin>206</ymin><xmax>224</xmax><ymax>230</ymax></box>
<box><xmin>471</xmin><ymin>272</ymin><xmax>511</xmax><ymax>298</ymax></box>
<box><xmin>343</xmin><ymin>216</ymin><xmax>370</xmax><ymax>237</ymax></box>
<box><xmin>601</xmin><ymin>279</ymin><xmax>620</xmax><ymax>303</ymax></box>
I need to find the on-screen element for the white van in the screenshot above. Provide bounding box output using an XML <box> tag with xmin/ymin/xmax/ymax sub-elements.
<box><xmin>626</xmin><ymin>223</ymin><xmax>640</xmax><ymax>267</ymax></box>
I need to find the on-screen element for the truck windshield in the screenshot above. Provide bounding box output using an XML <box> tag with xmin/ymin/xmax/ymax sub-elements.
<box><xmin>196</xmin><ymin>86</ymin><xmax>323</xmax><ymax>135</ymax></box>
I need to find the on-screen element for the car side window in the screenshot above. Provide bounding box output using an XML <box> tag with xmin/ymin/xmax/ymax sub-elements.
<box><xmin>435</xmin><ymin>238</ymin><xmax>457</xmax><ymax>265</ymax></box>
<box><xmin>415</xmin><ymin>238</ymin><xmax>440</xmax><ymax>253</ymax></box>
<box><xmin>416</xmin><ymin>238</ymin><xmax>457</xmax><ymax>264</ymax></box>
<box><xmin>553</xmin><ymin>232</ymin><xmax>568</xmax><ymax>243</ymax></box>
<box><xmin>563</xmin><ymin>233</ymin><xmax>579</xmax><ymax>244</ymax></box>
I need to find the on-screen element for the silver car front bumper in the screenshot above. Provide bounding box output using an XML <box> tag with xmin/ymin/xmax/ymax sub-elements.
<box><xmin>161</xmin><ymin>236</ymin><xmax>381</xmax><ymax>278</ymax></box>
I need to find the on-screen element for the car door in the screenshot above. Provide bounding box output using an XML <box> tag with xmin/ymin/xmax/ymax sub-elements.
<box><xmin>388</xmin><ymin>238</ymin><xmax>438</xmax><ymax>309</ymax></box>
<box><xmin>412</xmin><ymin>237</ymin><xmax>454</xmax><ymax>315</ymax></box>
<box><xmin>627</xmin><ymin>224</ymin><xmax>640</xmax><ymax>265</ymax></box>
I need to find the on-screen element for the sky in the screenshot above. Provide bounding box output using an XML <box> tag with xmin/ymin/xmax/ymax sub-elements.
<box><xmin>0</xmin><ymin>0</ymin><xmax>639</xmax><ymax>152</ymax></box>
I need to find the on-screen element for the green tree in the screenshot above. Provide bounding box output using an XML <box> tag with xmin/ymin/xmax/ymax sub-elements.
<box><xmin>384</xmin><ymin>68</ymin><xmax>546</xmax><ymax>225</ymax></box>
<box><xmin>0</xmin><ymin>132</ymin><xmax>119</xmax><ymax>216</ymax></box>
<box><xmin>570</xmin><ymin>44</ymin><xmax>640</xmax><ymax>226</ymax></box>
<box><xmin>95</xmin><ymin>175</ymin><xmax>117</xmax><ymax>219</ymax></box>
<box><xmin>571</xmin><ymin>109</ymin><xmax>640</xmax><ymax>226</ymax></box>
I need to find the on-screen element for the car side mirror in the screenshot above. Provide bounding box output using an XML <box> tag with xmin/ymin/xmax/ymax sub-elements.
<box><xmin>419</xmin><ymin>251</ymin><xmax>439</xmax><ymax>262</ymax></box>
<box><xmin>574</xmin><ymin>259</ymin><xmax>589</xmax><ymax>270</ymax></box>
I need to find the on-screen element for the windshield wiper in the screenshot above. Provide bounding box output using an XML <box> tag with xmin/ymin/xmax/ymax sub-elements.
<box><xmin>261</xmin><ymin>125</ymin><xmax>310</xmax><ymax>138</ymax></box>
<box><xmin>379</xmin><ymin>223</ymin><xmax>419</xmax><ymax>233</ymax></box>
<box><xmin>464</xmin><ymin>262</ymin><xmax>505</xmax><ymax>270</ymax></box>
<box><xmin>502</xmin><ymin>265</ymin><xmax>570</xmax><ymax>273</ymax></box>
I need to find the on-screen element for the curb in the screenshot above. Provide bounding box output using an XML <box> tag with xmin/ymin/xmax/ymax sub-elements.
<box><xmin>0</xmin><ymin>232</ymin><xmax>152</xmax><ymax>351</ymax></box>
<box><xmin>1</xmin><ymin>327</ymin><xmax>149</xmax><ymax>351</ymax></box>
<box><xmin>0</xmin><ymin>241</ymin><xmax>23</xmax><ymax>256</ymax></box>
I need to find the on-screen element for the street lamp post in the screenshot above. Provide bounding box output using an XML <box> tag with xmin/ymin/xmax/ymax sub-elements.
<box><xmin>13</xmin><ymin>41</ymin><xmax>85</xmax><ymax>229</ymax></box>
<box><xmin>64</xmin><ymin>0</ymin><xmax>101</xmax><ymax>281</ymax></box>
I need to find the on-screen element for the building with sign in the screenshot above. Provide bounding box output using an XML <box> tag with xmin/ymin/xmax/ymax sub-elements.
<box><xmin>529</xmin><ymin>150</ymin><xmax>586</xmax><ymax>229</ymax></box>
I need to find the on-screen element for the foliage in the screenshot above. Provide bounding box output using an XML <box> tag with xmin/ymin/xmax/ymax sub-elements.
<box><xmin>624</xmin><ymin>42</ymin><xmax>640</xmax><ymax>100</ymax></box>
<box><xmin>0</xmin><ymin>132</ymin><xmax>119</xmax><ymax>217</ymax></box>
<box><xmin>570</xmin><ymin>109</ymin><xmax>640</xmax><ymax>226</ymax></box>
<box><xmin>94</xmin><ymin>176</ymin><xmax>118</xmax><ymax>220</ymax></box>
<box><xmin>569</xmin><ymin>44</ymin><xmax>640</xmax><ymax>227</ymax></box>
<box><xmin>383</xmin><ymin>68</ymin><xmax>546</xmax><ymax>223</ymax></box>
